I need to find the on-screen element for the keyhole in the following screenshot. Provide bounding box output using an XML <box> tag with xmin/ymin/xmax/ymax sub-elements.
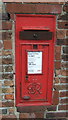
<box><xmin>33</xmin><ymin>34</ymin><xmax>38</xmax><ymax>39</ymax></box>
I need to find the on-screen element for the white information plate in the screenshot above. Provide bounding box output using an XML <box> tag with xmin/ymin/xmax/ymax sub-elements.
<box><xmin>27</xmin><ymin>51</ymin><xmax>42</xmax><ymax>74</ymax></box>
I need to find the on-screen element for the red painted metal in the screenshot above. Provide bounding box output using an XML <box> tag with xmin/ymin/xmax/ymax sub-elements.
<box><xmin>15</xmin><ymin>14</ymin><xmax>56</xmax><ymax>108</ymax></box>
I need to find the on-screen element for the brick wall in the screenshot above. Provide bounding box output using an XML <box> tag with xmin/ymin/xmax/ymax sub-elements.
<box><xmin>0</xmin><ymin>1</ymin><xmax>68</xmax><ymax>119</ymax></box>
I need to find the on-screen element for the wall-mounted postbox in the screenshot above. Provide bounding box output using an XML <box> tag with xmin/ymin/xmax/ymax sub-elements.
<box><xmin>15</xmin><ymin>14</ymin><xmax>56</xmax><ymax>112</ymax></box>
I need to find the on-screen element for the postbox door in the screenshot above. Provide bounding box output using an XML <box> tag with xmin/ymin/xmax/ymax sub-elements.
<box><xmin>21</xmin><ymin>43</ymin><xmax>49</xmax><ymax>102</ymax></box>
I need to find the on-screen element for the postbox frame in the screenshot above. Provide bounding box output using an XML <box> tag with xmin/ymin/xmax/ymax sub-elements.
<box><xmin>15</xmin><ymin>14</ymin><xmax>56</xmax><ymax>109</ymax></box>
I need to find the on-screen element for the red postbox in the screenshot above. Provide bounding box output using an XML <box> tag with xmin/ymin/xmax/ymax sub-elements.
<box><xmin>15</xmin><ymin>14</ymin><xmax>56</xmax><ymax>112</ymax></box>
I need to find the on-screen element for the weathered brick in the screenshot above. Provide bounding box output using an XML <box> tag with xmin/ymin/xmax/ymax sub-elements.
<box><xmin>1</xmin><ymin>13</ymin><xmax>10</xmax><ymax>20</ymax></box>
<box><xmin>60</xmin><ymin>98</ymin><xmax>68</xmax><ymax>104</ymax></box>
<box><xmin>19</xmin><ymin>113</ymin><xmax>31</xmax><ymax>118</ymax></box>
<box><xmin>63</xmin><ymin>47</ymin><xmax>68</xmax><ymax>54</ymax></box>
<box><xmin>6</xmin><ymin>3</ymin><xmax>62</xmax><ymax>14</ymax></box>
<box><xmin>2</xmin><ymin>74</ymin><xmax>13</xmax><ymax>79</ymax></box>
<box><xmin>0</xmin><ymin>51</ymin><xmax>2</xmax><ymax>56</ymax></box>
<box><xmin>47</xmin><ymin>105</ymin><xmax>57</xmax><ymax>111</ymax></box>
<box><xmin>55</xmin><ymin>70</ymin><xmax>61</xmax><ymax>76</ymax></box>
<box><xmin>60</xmin><ymin>91</ymin><xmax>68</xmax><ymax>97</ymax></box>
<box><xmin>61</xmin><ymin>70</ymin><xmax>68</xmax><ymax>76</ymax></box>
<box><xmin>2</xmin><ymin>101</ymin><xmax>14</xmax><ymax>107</ymax></box>
<box><xmin>0</xmin><ymin>41</ymin><xmax>3</xmax><ymax>49</ymax></box>
<box><xmin>55</xmin><ymin>61</ymin><xmax>61</xmax><ymax>69</ymax></box>
<box><xmin>58</xmin><ymin>13</ymin><xmax>68</xmax><ymax>20</ymax></box>
<box><xmin>54</xmin><ymin>85</ymin><xmax>67</xmax><ymax>91</ymax></box>
<box><xmin>3</xmin><ymin>40</ymin><xmax>12</xmax><ymax>49</ymax></box>
<box><xmin>57</xmin><ymin>30</ymin><xmax>66</xmax><ymax>39</ymax></box>
<box><xmin>63</xmin><ymin>3</ymin><xmax>68</xmax><ymax>12</ymax></box>
<box><xmin>2</xmin><ymin>51</ymin><xmax>12</xmax><ymax>56</ymax></box>
<box><xmin>57</xmin><ymin>38</ymin><xmax>68</xmax><ymax>45</ymax></box>
<box><xmin>46</xmin><ymin>112</ymin><xmax>67</xmax><ymax>118</ymax></box>
<box><xmin>10</xmin><ymin>14</ymin><xmax>15</xmax><ymax>20</ymax></box>
<box><xmin>35</xmin><ymin>112</ymin><xmax>44</xmax><ymax>118</ymax></box>
<box><xmin>1</xmin><ymin>32</ymin><xmax>12</xmax><ymax>40</ymax></box>
<box><xmin>62</xmin><ymin>55</ymin><xmax>68</xmax><ymax>61</ymax></box>
<box><xmin>4</xmin><ymin>80</ymin><xmax>14</xmax><ymax>86</ymax></box>
<box><xmin>0</xmin><ymin>58</ymin><xmax>2</xmax><ymax>64</ymax></box>
<box><xmin>54</xmin><ymin>77</ymin><xmax>59</xmax><ymax>84</ymax></box>
<box><xmin>2</xmin><ymin>109</ymin><xmax>7</xmax><ymax>114</ymax></box>
<box><xmin>2</xmin><ymin>88</ymin><xmax>14</xmax><ymax>93</ymax></box>
<box><xmin>58</xmin><ymin>21</ymin><xmax>68</xmax><ymax>29</ymax></box>
<box><xmin>5</xmin><ymin>94</ymin><xmax>14</xmax><ymax>100</ymax></box>
<box><xmin>2</xmin><ymin>21</ymin><xmax>12</xmax><ymax>30</ymax></box>
<box><xmin>0</xmin><ymin>66</ymin><xmax>2</xmax><ymax>72</ymax></box>
<box><xmin>9</xmin><ymin>108</ymin><xmax>15</xmax><ymax>114</ymax></box>
<box><xmin>61</xmin><ymin>62</ymin><xmax>68</xmax><ymax>69</ymax></box>
<box><xmin>2</xmin><ymin>58</ymin><xmax>12</xmax><ymax>64</ymax></box>
<box><xmin>58</xmin><ymin>105</ymin><xmax>68</xmax><ymax>110</ymax></box>
<box><xmin>60</xmin><ymin>78</ymin><xmax>68</xmax><ymax>83</ymax></box>
<box><xmin>52</xmin><ymin>91</ymin><xmax>59</xmax><ymax>105</ymax></box>
<box><xmin>3</xmin><ymin>66</ymin><xmax>13</xmax><ymax>72</ymax></box>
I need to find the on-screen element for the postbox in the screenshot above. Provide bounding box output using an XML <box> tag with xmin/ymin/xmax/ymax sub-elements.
<box><xmin>15</xmin><ymin>14</ymin><xmax>56</xmax><ymax>112</ymax></box>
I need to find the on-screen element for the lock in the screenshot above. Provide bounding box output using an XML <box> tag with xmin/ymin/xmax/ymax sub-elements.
<box><xmin>23</xmin><ymin>96</ymin><xmax>30</xmax><ymax>100</ymax></box>
<box><xmin>25</xmin><ymin>75</ymin><xmax>28</xmax><ymax>81</ymax></box>
<box><xmin>33</xmin><ymin>33</ymin><xmax>38</xmax><ymax>39</ymax></box>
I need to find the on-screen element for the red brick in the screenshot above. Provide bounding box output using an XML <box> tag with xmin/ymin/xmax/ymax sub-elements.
<box><xmin>55</xmin><ymin>61</ymin><xmax>61</xmax><ymax>69</ymax></box>
<box><xmin>10</xmin><ymin>14</ymin><xmax>15</xmax><ymax>20</ymax></box>
<box><xmin>2</xmin><ymin>58</ymin><xmax>12</xmax><ymax>64</ymax></box>
<box><xmin>57</xmin><ymin>30</ymin><xmax>66</xmax><ymax>39</ymax></box>
<box><xmin>2</xmin><ymin>115</ymin><xmax>17</xmax><ymax>120</ymax></box>
<box><xmin>54</xmin><ymin>77</ymin><xmax>59</xmax><ymax>84</ymax></box>
<box><xmin>66</xmin><ymin>30</ymin><xmax>68</xmax><ymax>36</ymax></box>
<box><xmin>2</xmin><ymin>101</ymin><xmax>14</xmax><ymax>107</ymax></box>
<box><xmin>60</xmin><ymin>91</ymin><xmax>68</xmax><ymax>97</ymax></box>
<box><xmin>58</xmin><ymin>105</ymin><xmax>68</xmax><ymax>110</ymax></box>
<box><xmin>2</xmin><ymin>21</ymin><xmax>12</xmax><ymax>30</ymax></box>
<box><xmin>46</xmin><ymin>112</ymin><xmax>67</xmax><ymax>118</ymax></box>
<box><xmin>55</xmin><ymin>46</ymin><xmax>61</xmax><ymax>60</ymax></box>
<box><xmin>61</xmin><ymin>70</ymin><xmax>68</xmax><ymax>76</ymax></box>
<box><xmin>19</xmin><ymin>113</ymin><xmax>31</xmax><ymax>118</ymax></box>
<box><xmin>60</xmin><ymin>78</ymin><xmax>68</xmax><ymax>83</ymax></box>
<box><xmin>3</xmin><ymin>40</ymin><xmax>12</xmax><ymax>49</ymax></box>
<box><xmin>55</xmin><ymin>46</ymin><xmax>61</xmax><ymax>53</ymax></box>
<box><xmin>52</xmin><ymin>91</ymin><xmax>59</xmax><ymax>105</ymax></box>
<box><xmin>58</xmin><ymin>21</ymin><xmax>68</xmax><ymax>29</ymax></box>
<box><xmin>35</xmin><ymin>112</ymin><xmax>44</xmax><ymax>118</ymax></box>
<box><xmin>5</xmin><ymin>94</ymin><xmax>14</xmax><ymax>100</ymax></box>
<box><xmin>6</xmin><ymin>3</ymin><xmax>62</xmax><ymax>14</ymax></box>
